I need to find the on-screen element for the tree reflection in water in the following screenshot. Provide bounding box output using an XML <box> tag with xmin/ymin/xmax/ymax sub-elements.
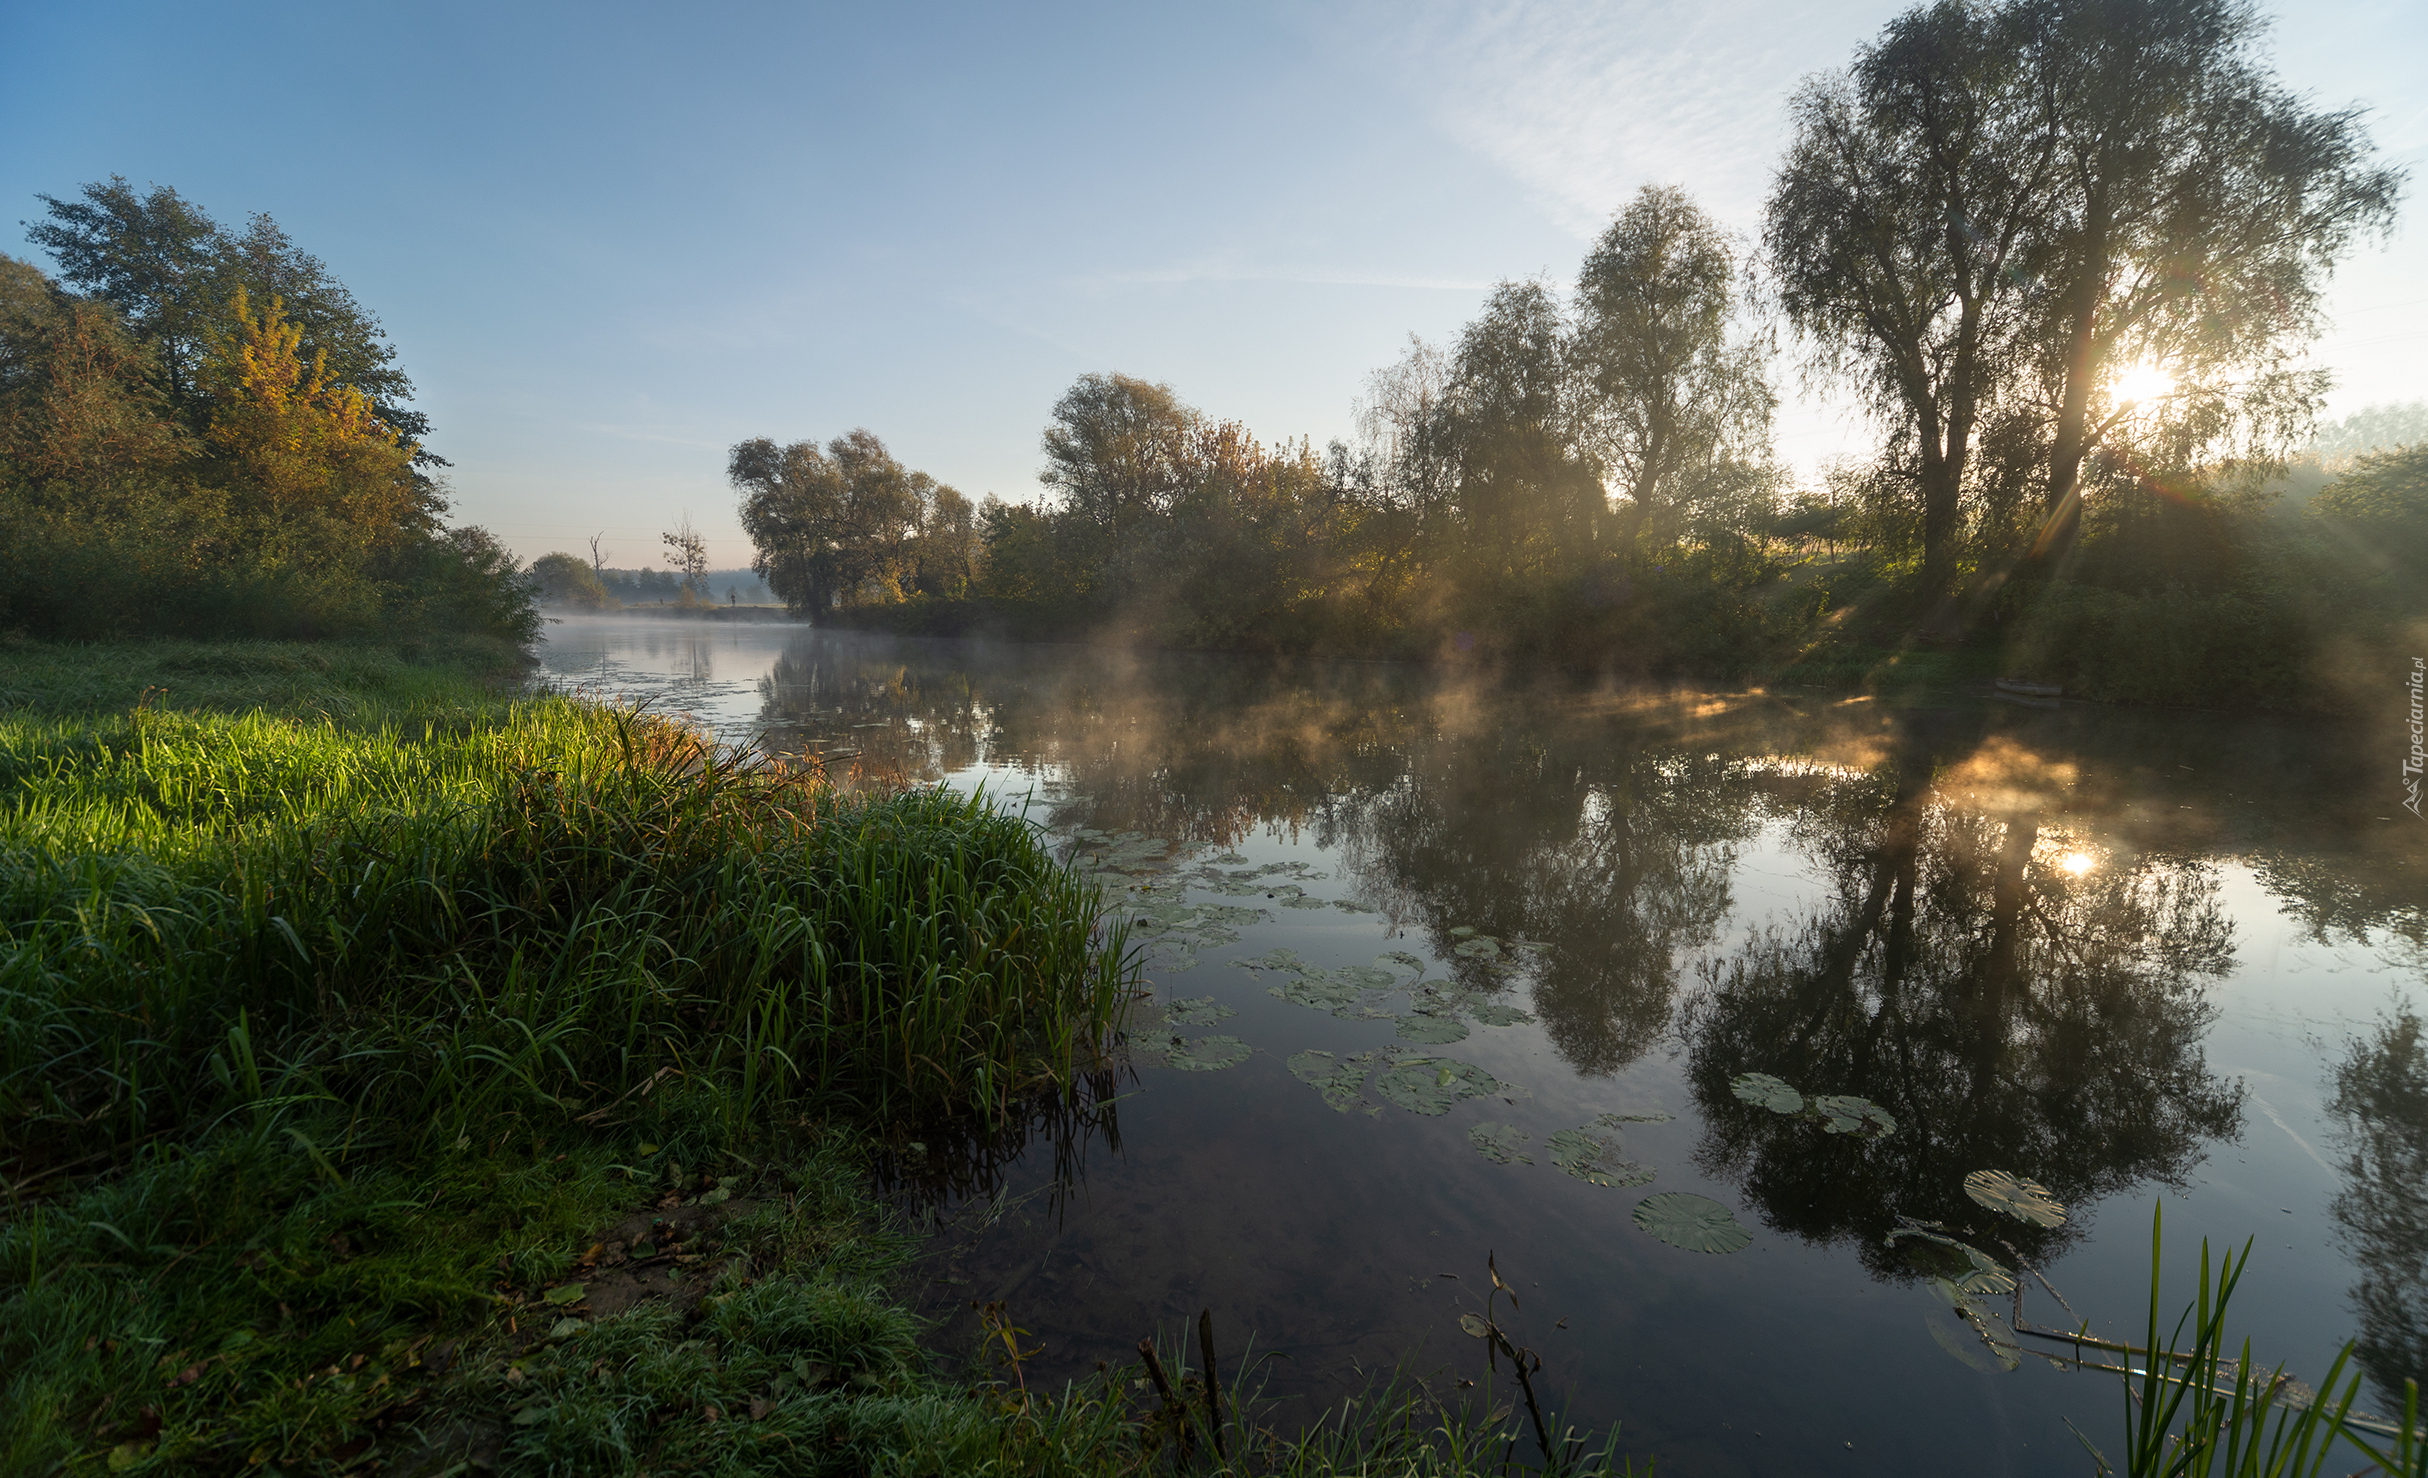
<box><xmin>1332</xmin><ymin>731</ymin><xmax>1755</xmax><ymax>1075</ymax></box>
<box><xmin>2330</xmin><ymin>1007</ymin><xmax>2428</xmax><ymax>1407</ymax></box>
<box><xmin>1685</xmin><ymin>709</ymin><xmax>2244</xmax><ymax>1274</ymax></box>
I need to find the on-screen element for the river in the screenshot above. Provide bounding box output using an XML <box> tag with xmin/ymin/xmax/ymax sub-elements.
<box><xmin>536</xmin><ymin>613</ymin><xmax>2426</xmax><ymax>1476</ymax></box>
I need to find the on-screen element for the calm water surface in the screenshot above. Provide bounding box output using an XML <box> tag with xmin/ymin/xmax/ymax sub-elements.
<box><xmin>537</xmin><ymin>615</ymin><xmax>2426</xmax><ymax>1475</ymax></box>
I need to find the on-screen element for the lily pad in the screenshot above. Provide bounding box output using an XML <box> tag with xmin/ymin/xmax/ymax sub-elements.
<box><xmin>1546</xmin><ymin>1126</ymin><xmax>1654</xmax><ymax>1188</ymax></box>
<box><xmin>1449</xmin><ymin>925</ymin><xmax>1480</xmax><ymax>939</ymax></box>
<box><xmin>1469</xmin><ymin>1122</ymin><xmax>1533</xmax><ymax>1165</ymax></box>
<box><xmin>1453</xmin><ymin>937</ymin><xmax>1504</xmax><ymax>959</ymax></box>
<box><xmin>1287</xmin><ymin>1050</ymin><xmax>1380</xmax><ymax>1113</ymax></box>
<box><xmin>1925</xmin><ymin>1278</ymin><xmax>2023</xmax><ymax>1372</ymax></box>
<box><xmin>1811</xmin><ymin>1094</ymin><xmax>1898</xmax><ymax>1139</ymax></box>
<box><xmin>1377</xmin><ymin>951</ymin><xmax>1426</xmax><ymax>974</ymax></box>
<box><xmin>1166</xmin><ymin>1035</ymin><xmax>1251</xmax><ymax>1072</ymax></box>
<box><xmin>1963</xmin><ymin>1170</ymin><xmax>2067</xmax><ymax>1228</ymax></box>
<box><xmin>1396</xmin><ymin>1013</ymin><xmax>1471</xmax><ymax>1044</ymax></box>
<box><xmin>1371</xmin><ymin>1056</ymin><xmax>1502</xmax><ymax>1116</ymax></box>
<box><xmin>1466</xmin><ymin>999</ymin><xmax>1537</xmax><ymax>1028</ymax></box>
<box><xmin>1631</xmin><ymin>1192</ymin><xmax>1753</xmax><ymax>1254</ymax></box>
<box><xmin>1162</xmin><ymin>995</ymin><xmax>1234</xmax><ymax>1027</ymax></box>
<box><xmin>1729</xmin><ymin>1072</ymin><xmax>1805</xmax><ymax>1115</ymax></box>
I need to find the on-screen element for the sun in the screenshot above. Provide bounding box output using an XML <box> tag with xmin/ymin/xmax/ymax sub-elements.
<box><xmin>2110</xmin><ymin>361</ymin><xmax>2175</xmax><ymax>407</ymax></box>
<box><xmin>2058</xmin><ymin>851</ymin><xmax>2097</xmax><ymax>876</ymax></box>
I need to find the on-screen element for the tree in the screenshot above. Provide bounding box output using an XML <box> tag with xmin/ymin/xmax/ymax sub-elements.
<box><xmin>200</xmin><ymin>289</ymin><xmax>426</xmax><ymax>534</ymax></box>
<box><xmin>1039</xmin><ymin>373</ymin><xmax>1196</xmax><ymax>531</ymax></box>
<box><xmin>22</xmin><ymin>178</ymin><xmax>219</xmax><ymax>403</ymax></box>
<box><xmin>661</xmin><ymin>516</ymin><xmax>710</xmax><ymax>600</ymax></box>
<box><xmin>530</xmin><ymin>551</ymin><xmax>611</xmax><ymax>608</ymax></box>
<box><xmin>1576</xmin><ymin>186</ymin><xmax>1777</xmax><ymax>550</ymax></box>
<box><xmin>209</xmin><ymin>211</ymin><xmax>433</xmax><ymax>457</ymax></box>
<box><xmin>1429</xmin><ymin>280</ymin><xmax>1605</xmax><ymax>588</ymax></box>
<box><xmin>0</xmin><ymin>256</ymin><xmax>187</xmax><ymax>497</ymax></box>
<box><xmin>2013</xmin><ymin>0</ymin><xmax>2401</xmax><ymax>568</ymax></box>
<box><xmin>26</xmin><ymin>178</ymin><xmax>435</xmax><ymax>458</ymax></box>
<box><xmin>731</xmin><ymin>431</ymin><xmax>924</xmax><ymax>617</ymax></box>
<box><xmin>1766</xmin><ymin>0</ymin><xmax>2057</xmax><ymax>611</ymax></box>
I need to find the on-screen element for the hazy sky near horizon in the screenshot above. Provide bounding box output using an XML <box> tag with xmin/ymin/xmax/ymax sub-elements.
<box><xmin>4</xmin><ymin>0</ymin><xmax>2422</xmax><ymax>569</ymax></box>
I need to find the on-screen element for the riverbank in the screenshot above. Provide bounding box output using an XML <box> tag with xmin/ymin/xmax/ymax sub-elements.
<box><xmin>0</xmin><ymin>637</ymin><xmax>1631</xmax><ymax>1475</ymax></box>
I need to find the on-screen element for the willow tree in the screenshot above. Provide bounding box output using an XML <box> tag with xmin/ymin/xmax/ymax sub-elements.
<box><xmin>2013</xmin><ymin>0</ymin><xmax>2400</xmax><ymax>567</ymax></box>
<box><xmin>1428</xmin><ymin>280</ymin><xmax>1606</xmax><ymax>591</ymax></box>
<box><xmin>1765</xmin><ymin>0</ymin><xmax>2055</xmax><ymax>612</ymax></box>
<box><xmin>731</xmin><ymin>430</ymin><xmax>924</xmax><ymax>617</ymax></box>
<box><xmin>1576</xmin><ymin>185</ymin><xmax>1776</xmax><ymax>550</ymax></box>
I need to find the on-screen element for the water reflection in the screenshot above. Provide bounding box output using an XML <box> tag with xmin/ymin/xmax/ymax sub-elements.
<box><xmin>527</xmin><ymin>618</ymin><xmax>2428</xmax><ymax>1470</ymax></box>
<box><xmin>2331</xmin><ymin>1007</ymin><xmax>2428</xmax><ymax>1407</ymax></box>
<box><xmin>1332</xmin><ymin>729</ymin><xmax>1755</xmax><ymax>1075</ymax></box>
<box><xmin>1685</xmin><ymin>708</ymin><xmax>2244</xmax><ymax>1270</ymax></box>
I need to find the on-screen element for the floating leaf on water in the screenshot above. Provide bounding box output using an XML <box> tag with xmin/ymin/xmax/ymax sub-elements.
<box><xmin>1166</xmin><ymin>1035</ymin><xmax>1251</xmax><ymax>1072</ymax></box>
<box><xmin>1287</xmin><ymin>1049</ymin><xmax>1380</xmax><ymax>1112</ymax></box>
<box><xmin>1729</xmin><ymin>1072</ymin><xmax>1805</xmax><ymax>1115</ymax></box>
<box><xmin>1333</xmin><ymin>965</ymin><xmax>1399</xmax><ymax>990</ymax></box>
<box><xmin>1963</xmin><ymin>1170</ymin><xmax>2067</xmax><ymax>1227</ymax></box>
<box><xmin>1212</xmin><ymin>852</ymin><xmax>1250</xmax><ymax>864</ymax></box>
<box><xmin>1545</xmin><ymin>1127</ymin><xmax>1654</xmax><ymax>1188</ymax></box>
<box><xmin>1331</xmin><ymin>899</ymin><xmax>1376</xmax><ymax>913</ymax></box>
<box><xmin>1458</xmin><ymin>1313</ymin><xmax>1490</xmax><ymax>1338</ymax></box>
<box><xmin>1600</xmin><ymin>1110</ymin><xmax>1674</xmax><ymax>1124</ymax></box>
<box><xmin>1631</xmin><ymin>1193</ymin><xmax>1753</xmax><ymax>1254</ymax></box>
<box><xmin>1453</xmin><ymin>937</ymin><xmax>1503</xmax><ymax>959</ymax></box>
<box><xmin>1232</xmin><ymin>947</ymin><xmax>1304</xmax><ymax>973</ymax></box>
<box><xmin>1811</xmin><ymin>1094</ymin><xmax>1898</xmax><ymax>1139</ymax></box>
<box><xmin>1371</xmin><ymin>1056</ymin><xmax>1502</xmax><ymax>1116</ymax></box>
<box><xmin>1399</xmin><ymin>1013</ymin><xmax>1471</xmax><ymax>1044</ymax></box>
<box><xmin>1378</xmin><ymin>951</ymin><xmax>1426</xmax><ymax>974</ymax></box>
<box><xmin>1467</xmin><ymin>999</ymin><xmax>1536</xmax><ymax>1028</ymax></box>
<box><xmin>1924</xmin><ymin>1278</ymin><xmax>2024</xmax><ymax>1372</ymax></box>
<box><xmin>1449</xmin><ymin>925</ymin><xmax>1480</xmax><ymax>938</ymax></box>
<box><xmin>1162</xmin><ymin>995</ymin><xmax>1234</xmax><ymax>1027</ymax></box>
<box><xmin>1469</xmin><ymin>1122</ymin><xmax>1532</xmax><ymax>1165</ymax></box>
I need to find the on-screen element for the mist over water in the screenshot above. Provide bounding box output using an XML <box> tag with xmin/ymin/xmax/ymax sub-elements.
<box><xmin>539</xmin><ymin>615</ymin><xmax>2425</xmax><ymax>1476</ymax></box>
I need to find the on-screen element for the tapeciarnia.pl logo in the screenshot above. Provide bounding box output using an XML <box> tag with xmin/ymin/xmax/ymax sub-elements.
<box><xmin>2406</xmin><ymin>655</ymin><xmax>2424</xmax><ymax>817</ymax></box>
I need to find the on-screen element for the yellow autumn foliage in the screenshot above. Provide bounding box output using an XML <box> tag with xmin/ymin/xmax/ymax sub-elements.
<box><xmin>201</xmin><ymin>288</ymin><xmax>419</xmax><ymax>532</ymax></box>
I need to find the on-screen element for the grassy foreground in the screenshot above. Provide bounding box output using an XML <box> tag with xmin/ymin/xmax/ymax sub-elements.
<box><xmin>0</xmin><ymin>639</ymin><xmax>1625</xmax><ymax>1477</ymax></box>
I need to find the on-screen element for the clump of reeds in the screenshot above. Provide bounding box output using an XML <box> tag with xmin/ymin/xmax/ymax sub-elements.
<box><xmin>2</xmin><ymin>695</ymin><xmax>1134</xmax><ymax>1187</ymax></box>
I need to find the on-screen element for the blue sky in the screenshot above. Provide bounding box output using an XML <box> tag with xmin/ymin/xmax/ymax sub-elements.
<box><xmin>4</xmin><ymin>0</ymin><xmax>2421</xmax><ymax>569</ymax></box>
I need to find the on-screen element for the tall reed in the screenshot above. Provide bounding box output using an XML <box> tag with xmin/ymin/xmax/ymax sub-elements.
<box><xmin>2</xmin><ymin>696</ymin><xmax>1135</xmax><ymax>1184</ymax></box>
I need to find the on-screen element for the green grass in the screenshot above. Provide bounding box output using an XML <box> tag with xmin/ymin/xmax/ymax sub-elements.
<box><xmin>0</xmin><ymin>638</ymin><xmax>1639</xmax><ymax>1477</ymax></box>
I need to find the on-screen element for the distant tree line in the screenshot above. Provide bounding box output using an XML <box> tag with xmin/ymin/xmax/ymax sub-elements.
<box><xmin>526</xmin><ymin>555</ymin><xmax>774</xmax><ymax>609</ymax></box>
<box><xmin>0</xmin><ymin>178</ymin><xmax>533</xmax><ymax>644</ymax></box>
<box><xmin>733</xmin><ymin>0</ymin><xmax>2418</xmax><ymax>709</ymax></box>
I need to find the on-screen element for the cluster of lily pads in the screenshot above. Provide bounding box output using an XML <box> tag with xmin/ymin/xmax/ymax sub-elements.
<box><xmin>1286</xmin><ymin>1047</ymin><xmax>1512</xmax><ymax>1116</ymax></box>
<box><xmin>1728</xmin><ymin>1072</ymin><xmax>1898</xmax><ymax>1139</ymax></box>
<box><xmin>1234</xmin><ymin>946</ymin><xmax>1536</xmax><ymax>1044</ymax></box>
<box><xmin>1465</xmin><ymin>1113</ymin><xmax>1754</xmax><ymax>1253</ymax></box>
<box><xmin>1056</xmin><ymin>826</ymin><xmax>1395</xmax><ymax>976</ymax></box>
